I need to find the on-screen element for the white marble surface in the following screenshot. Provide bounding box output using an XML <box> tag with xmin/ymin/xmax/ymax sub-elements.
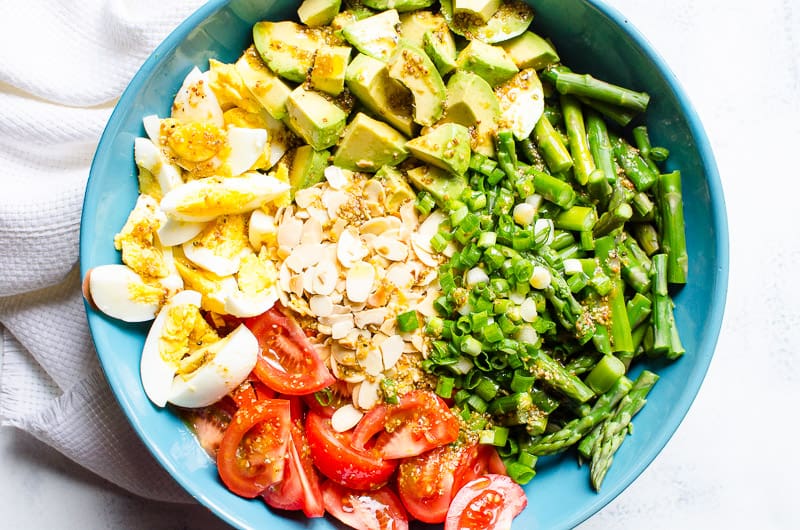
<box><xmin>2</xmin><ymin>0</ymin><xmax>799</xmax><ymax>528</ymax></box>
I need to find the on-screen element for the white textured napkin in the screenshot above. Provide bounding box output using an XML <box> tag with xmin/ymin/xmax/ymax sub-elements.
<box><xmin>0</xmin><ymin>0</ymin><xmax>207</xmax><ymax>503</ymax></box>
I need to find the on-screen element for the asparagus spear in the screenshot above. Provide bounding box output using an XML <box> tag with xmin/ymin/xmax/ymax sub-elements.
<box><xmin>595</xmin><ymin>236</ymin><xmax>634</xmax><ymax>354</ymax></box>
<box><xmin>589</xmin><ymin>370</ymin><xmax>659</xmax><ymax>490</ymax></box>
<box><xmin>612</xmin><ymin>134</ymin><xmax>658</xmax><ymax>191</ymax></box>
<box><xmin>631</xmin><ymin>125</ymin><xmax>660</xmax><ymax>173</ymax></box>
<box><xmin>533</xmin><ymin>114</ymin><xmax>574</xmax><ymax>173</ymax></box>
<box><xmin>560</xmin><ymin>94</ymin><xmax>595</xmax><ymax>186</ymax></box>
<box><xmin>650</xmin><ymin>253</ymin><xmax>672</xmax><ymax>354</ymax></box>
<box><xmin>657</xmin><ymin>171</ymin><xmax>689</xmax><ymax>284</ymax></box>
<box><xmin>543</xmin><ymin>66</ymin><xmax>651</xmax><ymax>113</ymax></box>
<box><xmin>529</xmin><ymin>169</ymin><xmax>576</xmax><ymax>209</ymax></box>
<box><xmin>578</xmin><ymin>96</ymin><xmax>637</xmax><ymax>127</ymax></box>
<box><xmin>528</xmin><ymin>375</ymin><xmax>633</xmax><ymax>456</ymax></box>
<box><xmin>593</xmin><ymin>202</ymin><xmax>632</xmax><ymax>238</ymax></box>
<box><xmin>632</xmin><ymin>222</ymin><xmax>660</xmax><ymax>256</ymax></box>
<box><xmin>527</xmin><ymin>347</ymin><xmax>596</xmax><ymax>403</ymax></box>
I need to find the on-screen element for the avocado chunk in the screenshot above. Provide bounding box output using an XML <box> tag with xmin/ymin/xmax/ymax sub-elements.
<box><xmin>439</xmin><ymin>0</ymin><xmax>533</xmax><ymax>44</ymax></box>
<box><xmin>345</xmin><ymin>53</ymin><xmax>415</xmax><ymax>136</ymax></box>
<box><xmin>253</xmin><ymin>21</ymin><xmax>328</xmax><ymax>83</ymax></box>
<box><xmin>386</xmin><ymin>41</ymin><xmax>446</xmax><ymax>127</ymax></box>
<box><xmin>234</xmin><ymin>46</ymin><xmax>293</xmax><ymax>120</ymax></box>
<box><xmin>333</xmin><ymin>112</ymin><xmax>409</xmax><ymax>172</ymax></box>
<box><xmin>440</xmin><ymin>70</ymin><xmax>501</xmax><ymax>157</ymax></box>
<box><xmin>496</xmin><ymin>68</ymin><xmax>545</xmax><ymax>140</ymax></box>
<box><xmin>453</xmin><ymin>0</ymin><xmax>501</xmax><ymax>23</ymax></box>
<box><xmin>456</xmin><ymin>39</ymin><xmax>519</xmax><ymax>87</ymax></box>
<box><xmin>397</xmin><ymin>9</ymin><xmax>446</xmax><ymax>48</ymax></box>
<box><xmin>406</xmin><ymin>123</ymin><xmax>471</xmax><ymax>175</ymax></box>
<box><xmin>362</xmin><ymin>0</ymin><xmax>435</xmax><ymax>12</ymax></box>
<box><xmin>297</xmin><ymin>0</ymin><xmax>342</xmax><ymax>27</ymax></box>
<box><xmin>500</xmin><ymin>31</ymin><xmax>560</xmax><ymax>70</ymax></box>
<box><xmin>311</xmin><ymin>46</ymin><xmax>352</xmax><ymax>96</ymax></box>
<box><xmin>285</xmin><ymin>86</ymin><xmax>348</xmax><ymax>150</ymax></box>
<box><xmin>373</xmin><ymin>165</ymin><xmax>416</xmax><ymax>212</ymax></box>
<box><xmin>423</xmin><ymin>25</ymin><xmax>457</xmax><ymax>76</ymax></box>
<box><xmin>341</xmin><ymin>9</ymin><xmax>400</xmax><ymax>60</ymax></box>
<box><xmin>406</xmin><ymin>164</ymin><xmax>467</xmax><ymax>205</ymax></box>
<box><xmin>289</xmin><ymin>145</ymin><xmax>330</xmax><ymax>195</ymax></box>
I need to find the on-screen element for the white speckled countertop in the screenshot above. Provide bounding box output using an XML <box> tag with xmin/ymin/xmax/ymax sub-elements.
<box><xmin>2</xmin><ymin>0</ymin><xmax>798</xmax><ymax>528</ymax></box>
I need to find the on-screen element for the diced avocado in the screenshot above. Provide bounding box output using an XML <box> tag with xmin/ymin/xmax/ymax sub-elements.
<box><xmin>397</xmin><ymin>9</ymin><xmax>445</xmax><ymax>48</ymax></box>
<box><xmin>406</xmin><ymin>123</ymin><xmax>471</xmax><ymax>175</ymax></box>
<box><xmin>406</xmin><ymin>164</ymin><xmax>467</xmax><ymax>205</ymax></box>
<box><xmin>453</xmin><ymin>0</ymin><xmax>501</xmax><ymax>24</ymax></box>
<box><xmin>439</xmin><ymin>0</ymin><xmax>533</xmax><ymax>44</ymax></box>
<box><xmin>440</xmin><ymin>70</ymin><xmax>501</xmax><ymax>157</ymax></box>
<box><xmin>234</xmin><ymin>46</ymin><xmax>293</xmax><ymax>120</ymax></box>
<box><xmin>253</xmin><ymin>21</ymin><xmax>328</xmax><ymax>83</ymax></box>
<box><xmin>341</xmin><ymin>9</ymin><xmax>400</xmax><ymax>60</ymax></box>
<box><xmin>386</xmin><ymin>41</ymin><xmax>446</xmax><ymax>127</ymax></box>
<box><xmin>297</xmin><ymin>0</ymin><xmax>342</xmax><ymax>27</ymax></box>
<box><xmin>345</xmin><ymin>53</ymin><xmax>415</xmax><ymax>136</ymax></box>
<box><xmin>289</xmin><ymin>145</ymin><xmax>330</xmax><ymax>194</ymax></box>
<box><xmin>500</xmin><ymin>31</ymin><xmax>560</xmax><ymax>70</ymax></box>
<box><xmin>362</xmin><ymin>0</ymin><xmax>435</xmax><ymax>12</ymax></box>
<box><xmin>456</xmin><ymin>40</ymin><xmax>519</xmax><ymax>87</ymax></box>
<box><xmin>373</xmin><ymin>165</ymin><xmax>416</xmax><ymax>212</ymax></box>
<box><xmin>423</xmin><ymin>26</ymin><xmax>457</xmax><ymax>76</ymax></box>
<box><xmin>496</xmin><ymin>68</ymin><xmax>545</xmax><ymax>140</ymax></box>
<box><xmin>333</xmin><ymin>112</ymin><xmax>409</xmax><ymax>172</ymax></box>
<box><xmin>285</xmin><ymin>86</ymin><xmax>348</xmax><ymax>150</ymax></box>
<box><xmin>311</xmin><ymin>46</ymin><xmax>352</xmax><ymax>96</ymax></box>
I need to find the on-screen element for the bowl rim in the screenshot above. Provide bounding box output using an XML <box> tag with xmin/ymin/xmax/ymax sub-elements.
<box><xmin>79</xmin><ymin>0</ymin><xmax>729</xmax><ymax>528</ymax></box>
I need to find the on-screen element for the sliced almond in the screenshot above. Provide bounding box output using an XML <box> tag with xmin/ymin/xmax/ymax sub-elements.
<box><xmin>346</xmin><ymin>261</ymin><xmax>375</xmax><ymax>303</ymax></box>
<box><xmin>309</xmin><ymin>294</ymin><xmax>334</xmax><ymax>317</ymax></box>
<box><xmin>324</xmin><ymin>165</ymin><xmax>350</xmax><ymax>190</ymax></box>
<box><xmin>354</xmin><ymin>307</ymin><xmax>389</xmax><ymax>328</ymax></box>
<box><xmin>380</xmin><ymin>335</ymin><xmax>404</xmax><ymax>371</ymax></box>
<box><xmin>311</xmin><ymin>260</ymin><xmax>339</xmax><ymax>296</ymax></box>
<box><xmin>294</xmin><ymin>187</ymin><xmax>321</xmax><ymax>209</ymax></box>
<box><xmin>370</xmin><ymin>234</ymin><xmax>408</xmax><ymax>262</ymax></box>
<box><xmin>362</xmin><ymin>346</ymin><xmax>384</xmax><ymax>376</ymax></box>
<box><xmin>301</xmin><ymin>217</ymin><xmax>323</xmax><ymax>245</ymax></box>
<box><xmin>331</xmin><ymin>404</ymin><xmax>364</xmax><ymax>433</ymax></box>
<box><xmin>277</xmin><ymin>209</ymin><xmax>303</xmax><ymax>251</ymax></box>
<box><xmin>360</xmin><ymin>216</ymin><xmax>402</xmax><ymax>236</ymax></box>
<box><xmin>356</xmin><ymin>379</ymin><xmax>381</xmax><ymax>410</ymax></box>
<box><xmin>337</xmin><ymin>228</ymin><xmax>368</xmax><ymax>269</ymax></box>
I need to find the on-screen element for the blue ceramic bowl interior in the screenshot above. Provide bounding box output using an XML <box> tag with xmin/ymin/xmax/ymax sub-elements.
<box><xmin>80</xmin><ymin>0</ymin><xmax>729</xmax><ymax>528</ymax></box>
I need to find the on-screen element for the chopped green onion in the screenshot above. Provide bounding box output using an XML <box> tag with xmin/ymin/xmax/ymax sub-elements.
<box><xmin>415</xmin><ymin>191</ymin><xmax>436</xmax><ymax>216</ymax></box>
<box><xmin>397</xmin><ymin>310</ymin><xmax>420</xmax><ymax>332</ymax></box>
<box><xmin>479</xmin><ymin>426</ymin><xmax>509</xmax><ymax>447</ymax></box>
<box><xmin>435</xmin><ymin>376</ymin><xmax>455</xmax><ymax>399</ymax></box>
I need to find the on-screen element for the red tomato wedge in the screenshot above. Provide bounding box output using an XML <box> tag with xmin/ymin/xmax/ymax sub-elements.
<box><xmin>231</xmin><ymin>378</ymin><xmax>276</xmax><ymax>409</ymax></box>
<box><xmin>305</xmin><ymin>410</ymin><xmax>397</xmax><ymax>491</ymax></box>
<box><xmin>262</xmin><ymin>420</ymin><xmax>324</xmax><ymax>518</ymax></box>
<box><xmin>177</xmin><ymin>399</ymin><xmax>235</xmax><ymax>458</ymax></box>
<box><xmin>444</xmin><ymin>474</ymin><xmax>527</xmax><ymax>530</ymax></box>
<box><xmin>396</xmin><ymin>440</ymin><xmax>487</xmax><ymax>524</ymax></box>
<box><xmin>303</xmin><ymin>380</ymin><xmax>352</xmax><ymax>417</ymax></box>
<box><xmin>352</xmin><ymin>390</ymin><xmax>460</xmax><ymax>460</ymax></box>
<box><xmin>321</xmin><ymin>480</ymin><xmax>409</xmax><ymax>530</ymax></box>
<box><xmin>245</xmin><ymin>305</ymin><xmax>335</xmax><ymax>395</ymax></box>
<box><xmin>216</xmin><ymin>399</ymin><xmax>291</xmax><ymax>498</ymax></box>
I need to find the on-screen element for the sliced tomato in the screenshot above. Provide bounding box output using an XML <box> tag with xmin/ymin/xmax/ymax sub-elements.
<box><xmin>262</xmin><ymin>419</ymin><xmax>324</xmax><ymax>517</ymax></box>
<box><xmin>177</xmin><ymin>399</ymin><xmax>236</xmax><ymax>458</ymax></box>
<box><xmin>216</xmin><ymin>399</ymin><xmax>292</xmax><ymax>498</ymax></box>
<box><xmin>353</xmin><ymin>390</ymin><xmax>460</xmax><ymax>460</ymax></box>
<box><xmin>321</xmin><ymin>480</ymin><xmax>409</xmax><ymax>530</ymax></box>
<box><xmin>305</xmin><ymin>410</ymin><xmax>397</xmax><ymax>491</ymax></box>
<box><xmin>396</xmin><ymin>439</ymin><xmax>487</xmax><ymax>524</ymax></box>
<box><xmin>444</xmin><ymin>474</ymin><xmax>527</xmax><ymax>530</ymax></box>
<box><xmin>231</xmin><ymin>378</ymin><xmax>277</xmax><ymax>409</ymax></box>
<box><xmin>245</xmin><ymin>304</ymin><xmax>335</xmax><ymax>395</ymax></box>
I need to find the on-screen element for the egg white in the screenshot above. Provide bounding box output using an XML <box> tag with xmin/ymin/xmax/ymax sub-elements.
<box><xmin>86</xmin><ymin>264</ymin><xmax>161</xmax><ymax>322</ymax></box>
<box><xmin>227</xmin><ymin>126</ymin><xmax>268</xmax><ymax>176</ymax></box>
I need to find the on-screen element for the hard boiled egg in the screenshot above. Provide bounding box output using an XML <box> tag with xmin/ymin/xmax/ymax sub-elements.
<box><xmin>171</xmin><ymin>67</ymin><xmax>224</xmax><ymax>127</ymax></box>
<box><xmin>140</xmin><ymin>289</ymin><xmax>259</xmax><ymax>408</ymax></box>
<box><xmin>182</xmin><ymin>214</ymin><xmax>252</xmax><ymax>276</ymax></box>
<box><xmin>226</xmin><ymin>126</ymin><xmax>268</xmax><ymax>176</ymax></box>
<box><xmin>134</xmin><ymin>137</ymin><xmax>183</xmax><ymax>195</ymax></box>
<box><xmin>83</xmin><ymin>264</ymin><xmax>163</xmax><ymax>322</ymax></box>
<box><xmin>160</xmin><ymin>171</ymin><xmax>290</xmax><ymax>222</ymax></box>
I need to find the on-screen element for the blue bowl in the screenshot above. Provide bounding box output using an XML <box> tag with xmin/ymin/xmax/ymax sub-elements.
<box><xmin>80</xmin><ymin>1</ymin><xmax>728</xmax><ymax>528</ymax></box>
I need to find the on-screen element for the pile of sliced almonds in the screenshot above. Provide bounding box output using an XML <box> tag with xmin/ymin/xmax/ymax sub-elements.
<box><xmin>251</xmin><ymin>165</ymin><xmax>445</xmax><ymax>422</ymax></box>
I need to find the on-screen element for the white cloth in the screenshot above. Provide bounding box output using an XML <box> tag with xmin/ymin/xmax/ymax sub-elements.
<box><xmin>0</xmin><ymin>0</ymin><xmax>206</xmax><ymax>503</ymax></box>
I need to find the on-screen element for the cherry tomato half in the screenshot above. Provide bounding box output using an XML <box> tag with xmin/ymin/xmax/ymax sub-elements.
<box><xmin>444</xmin><ymin>474</ymin><xmax>527</xmax><ymax>530</ymax></box>
<box><xmin>245</xmin><ymin>304</ymin><xmax>335</xmax><ymax>395</ymax></box>
<box><xmin>216</xmin><ymin>399</ymin><xmax>291</xmax><ymax>498</ymax></box>
<box><xmin>305</xmin><ymin>410</ymin><xmax>397</xmax><ymax>491</ymax></box>
<box><xmin>352</xmin><ymin>390</ymin><xmax>460</xmax><ymax>460</ymax></box>
<box><xmin>321</xmin><ymin>480</ymin><xmax>409</xmax><ymax>530</ymax></box>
